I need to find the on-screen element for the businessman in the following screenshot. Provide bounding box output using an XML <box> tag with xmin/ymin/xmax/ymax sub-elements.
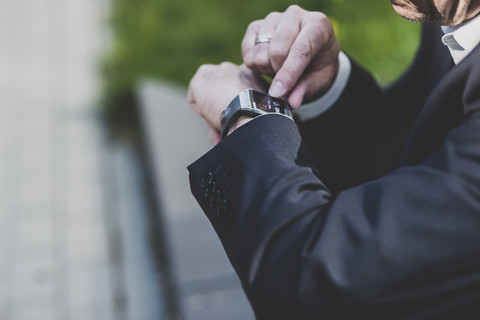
<box><xmin>187</xmin><ymin>1</ymin><xmax>480</xmax><ymax>318</ymax></box>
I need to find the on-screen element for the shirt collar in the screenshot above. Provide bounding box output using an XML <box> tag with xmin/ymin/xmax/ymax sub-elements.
<box><xmin>441</xmin><ymin>14</ymin><xmax>480</xmax><ymax>64</ymax></box>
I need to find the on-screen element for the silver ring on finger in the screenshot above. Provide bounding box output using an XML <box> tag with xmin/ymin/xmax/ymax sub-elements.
<box><xmin>254</xmin><ymin>34</ymin><xmax>273</xmax><ymax>45</ymax></box>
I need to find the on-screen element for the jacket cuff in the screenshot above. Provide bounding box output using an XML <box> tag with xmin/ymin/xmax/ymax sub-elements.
<box><xmin>187</xmin><ymin>114</ymin><xmax>302</xmax><ymax>220</ymax></box>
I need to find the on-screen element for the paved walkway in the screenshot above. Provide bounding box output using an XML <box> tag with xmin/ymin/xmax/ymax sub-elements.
<box><xmin>139</xmin><ymin>82</ymin><xmax>254</xmax><ymax>320</ymax></box>
<box><xmin>0</xmin><ymin>1</ymin><xmax>255</xmax><ymax>319</ymax></box>
<box><xmin>0</xmin><ymin>1</ymin><xmax>153</xmax><ymax>319</ymax></box>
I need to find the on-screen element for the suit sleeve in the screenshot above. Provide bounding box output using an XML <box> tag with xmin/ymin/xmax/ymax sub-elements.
<box><xmin>188</xmin><ymin>111</ymin><xmax>480</xmax><ymax>319</ymax></box>
<box><xmin>295</xmin><ymin>23</ymin><xmax>452</xmax><ymax>194</ymax></box>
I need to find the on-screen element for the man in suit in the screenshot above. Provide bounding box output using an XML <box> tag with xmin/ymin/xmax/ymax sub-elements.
<box><xmin>187</xmin><ymin>1</ymin><xmax>480</xmax><ymax>318</ymax></box>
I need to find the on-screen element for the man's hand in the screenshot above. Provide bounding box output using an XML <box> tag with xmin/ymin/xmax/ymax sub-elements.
<box><xmin>188</xmin><ymin>62</ymin><xmax>268</xmax><ymax>143</ymax></box>
<box><xmin>242</xmin><ymin>5</ymin><xmax>340</xmax><ymax>108</ymax></box>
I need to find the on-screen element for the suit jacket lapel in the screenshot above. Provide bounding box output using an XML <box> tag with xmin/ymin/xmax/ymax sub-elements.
<box><xmin>367</xmin><ymin>41</ymin><xmax>480</xmax><ymax>180</ymax></box>
<box><xmin>395</xmin><ymin>44</ymin><xmax>480</xmax><ymax>167</ymax></box>
<box><xmin>367</xmin><ymin>35</ymin><xmax>455</xmax><ymax>181</ymax></box>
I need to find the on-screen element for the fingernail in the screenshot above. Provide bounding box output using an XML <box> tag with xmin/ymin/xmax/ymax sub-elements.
<box><xmin>269</xmin><ymin>81</ymin><xmax>285</xmax><ymax>97</ymax></box>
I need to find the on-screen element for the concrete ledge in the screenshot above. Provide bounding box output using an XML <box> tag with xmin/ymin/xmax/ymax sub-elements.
<box><xmin>138</xmin><ymin>81</ymin><xmax>254</xmax><ymax>320</ymax></box>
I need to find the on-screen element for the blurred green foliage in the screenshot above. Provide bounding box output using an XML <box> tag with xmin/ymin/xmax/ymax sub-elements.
<box><xmin>103</xmin><ymin>0</ymin><xmax>420</xmax><ymax>107</ymax></box>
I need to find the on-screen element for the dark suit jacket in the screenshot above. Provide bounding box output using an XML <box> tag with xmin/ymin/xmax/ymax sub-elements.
<box><xmin>188</xmin><ymin>23</ymin><xmax>480</xmax><ymax>319</ymax></box>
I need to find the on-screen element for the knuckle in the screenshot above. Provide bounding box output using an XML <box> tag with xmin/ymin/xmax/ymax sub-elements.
<box><xmin>309</xmin><ymin>12</ymin><xmax>329</xmax><ymax>30</ymax></box>
<box><xmin>265</xmin><ymin>11</ymin><xmax>280</xmax><ymax>22</ymax></box>
<box><xmin>286</xmin><ymin>4</ymin><xmax>302</xmax><ymax>14</ymax></box>
<box><xmin>292</xmin><ymin>41</ymin><xmax>312</xmax><ymax>59</ymax></box>
<box><xmin>312</xmin><ymin>13</ymin><xmax>334</xmax><ymax>38</ymax></box>
<box><xmin>269</xmin><ymin>43</ymin><xmax>287</xmax><ymax>61</ymax></box>
<box><xmin>219</xmin><ymin>61</ymin><xmax>234</xmax><ymax>68</ymax></box>
<box><xmin>319</xmin><ymin>12</ymin><xmax>331</xmax><ymax>26</ymax></box>
<box><xmin>197</xmin><ymin>64</ymin><xmax>211</xmax><ymax>74</ymax></box>
<box><xmin>309</xmin><ymin>27</ymin><xmax>326</xmax><ymax>46</ymax></box>
<box><xmin>243</xmin><ymin>54</ymin><xmax>254</xmax><ymax>68</ymax></box>
<box><xmin>310</xmin><ymin>11</ymin><xmax>327</xmax><ymax>22</ymax></box>
<box><xmin>247</xmin><ymin>20</ymin><xmax>261</xmax><ymax>32</ymax></box>
<box><xmin>254</xmin><ymin>54</ymin><xmax>270</xmax><ymax>69</ymax></box>
<box><xmin>252</xmin><ymin>53</ymin><xmax>273</xmax><ymax>74</ymax></box>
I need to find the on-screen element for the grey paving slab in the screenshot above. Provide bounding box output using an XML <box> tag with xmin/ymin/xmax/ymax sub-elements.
<box><xmin>0</xmin><ymin>0</ymin><xmax>234</xmax><ymax>318</ymax></box>
<box><xmin>18</xmin><ymin>181</ymin><xmax>54</xmax><ymax>216</ymax></box>
<box><xmin>65</xmin><ymin>224</ymin><xmax>109</xmax><ymax>265</ymax></box>
<box><xmin>0</xmin><ymin>0</ymin><xmax>118</xmax><ymax>319</ymax></box>
<box><xmin>139</xmin><ymin>81</ymin><xmax>255</xmax><ymax>319</ymax></box>
<box><xmin>64</xmin><ymin>197</ymin><xmax>104</xmax><ymax>228</ymax></box>
<box><xmin>67</xmin><ymin>306</ymin><xmax>113</xmax><ymax>320</ymax></box>
<box><xmin>0</xmin><ymin>263</ymin><xmax>9</xmax><ymax>309</ymax></box>
<box><xmin>11</xmin><ymin>256</ymin><xmax>56</xmax><ymax>306</ymax></box>
<box><xmin>11</xmin><ymin>304</ymin><xmax>58</xmax><ymax>320</ymax></box>
<box><xmin>0</xmin><ymin>289</ymin><xmax>9</xmax><ymax>320</ymax></box>
<box><xmin>14</xmin><ymin>214</ymin><xmax>54</xmax><ymax>250</ymax></box>
<box><xmin>66</xmin><ymin>264</ymin><xmax>113</xmax><ymax>308</ymax></box>
<box><xmin>64</xmin><ymin>177</ymin><xmax>103</xmax><ymax>209</ymax></box>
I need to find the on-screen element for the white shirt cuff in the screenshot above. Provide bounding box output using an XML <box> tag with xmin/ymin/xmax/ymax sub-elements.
<box><xmin>294</xmin><ymin>51</ymin><xmax>351</xmax><ymax>122</ymax></box>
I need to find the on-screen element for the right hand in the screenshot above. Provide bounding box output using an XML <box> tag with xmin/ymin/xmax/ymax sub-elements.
<box><xmin>242</xmin><ymin>5</ymin><xmax>340</xmax><ymax>108</ymax></box>
<box><xmin>188</xmin><ymin>62</ymin><xmax>269</xmax><ymax>144</ymax></box>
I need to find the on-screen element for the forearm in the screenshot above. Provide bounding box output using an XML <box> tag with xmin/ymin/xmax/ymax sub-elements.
<box><xmin>188</xmin><ymin>113</ymin><xmax>480</xmax><ymax>318</ymax></box>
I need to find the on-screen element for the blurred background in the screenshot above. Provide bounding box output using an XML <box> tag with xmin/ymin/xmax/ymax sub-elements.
<box><xmin>0</xmin><ymin>0</ymin><xmax>419</xmax><ymax>319</ymax></box>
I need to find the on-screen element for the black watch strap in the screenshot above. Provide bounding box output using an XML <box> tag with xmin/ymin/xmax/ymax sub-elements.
<box><xmin>220</xmin><ymin>95</ymin><xmax>263</xmax><ymax>139</ymax></box>
<box><xmin>220</xmin><ymin>89</ymin><xmax>292</xmax><ymax>139</ymax></box>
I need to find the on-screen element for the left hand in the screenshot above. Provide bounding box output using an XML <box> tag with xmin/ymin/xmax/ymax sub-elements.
<box><xmin>188</xmin><ymin>62</ymin><xmax>269</xmax><ymax>139</ymax></box>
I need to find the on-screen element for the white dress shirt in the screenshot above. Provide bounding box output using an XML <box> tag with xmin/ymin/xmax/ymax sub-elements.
<box><xmin>294</xmin><ymin>51</ymin><xmax>351</xmax><ymax>122</ymax></box>
<box><xmin>295</xmin><ymin>14</ymin><xmax>480</xmax><ymax>122</ymax></box>
<box><xmin>441</xmin><ymin>14</ymin><xmax>480</xmax><ymax>65</ymax></box>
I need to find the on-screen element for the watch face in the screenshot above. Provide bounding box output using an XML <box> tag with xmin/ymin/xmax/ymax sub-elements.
<box><xmin>251</xmin><ymin>90</ymin><xmax>290</xmax><ymax>113</ymax></box>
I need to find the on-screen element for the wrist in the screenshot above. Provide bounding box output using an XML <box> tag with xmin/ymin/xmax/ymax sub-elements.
<box><xmin>226</xmin><ymin>116</ymin><xmax>255</xmax><ymax>136</ymax></box>
<box><xmin>220</xmin><ymin>89</ymin><xmax>293</xmax><ymax>139</ymax></box>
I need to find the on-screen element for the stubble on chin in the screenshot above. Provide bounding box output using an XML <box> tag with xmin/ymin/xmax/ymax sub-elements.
<box><xmin>392</xmin><ymin>0</ymin><xmax>480</xmax><ymax>25</ymax></box>
<box><xmin>446</xmin><ymin>0</ymin><xmax>479</xmax><ymax>25</ymax></box>
<box><xmin>419</xmin><ymin>1</ymin><xmax>476</xmax><ymax>26</ymax></box>
<box><xmin>434</xmin><ymin>0</ymin><xmax>464</xmax><ymax>25</ymax></box>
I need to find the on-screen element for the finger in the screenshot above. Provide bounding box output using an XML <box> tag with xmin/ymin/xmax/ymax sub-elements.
<box><xmin>238</xmin><ymin>64</ymin><xmax>269</xmax><ymax>92</ymax></box>
<box><xmin>242</xmin><ymin>20</ymin><xmax>261</xmax><ymax>70</ymax></box>
<box><xmin>187</xmin><ymin>76</ymin><xmax>198</xmax><ymax>110</ymax></box>
<box><xmin>251</xmin><ymin>12</ymin><xmax>281</xmax><ymax>76</ymax></box>
<box><xmin>269</xmin><ymin>12</ymin><xmax>332</xmax><ymax>98</ymax></box>
<box><xmin>269</xmin><ymin>5</ymin><xmax>302</xmax><ymax>72</ymax></box>
<box><xmin>187</xmin><ymin>64</ymin><xmax>209</xmax><ymax>113</ymax></box>
<box><xmin>287</xmin><ymin>61</ymin><xmax>339</xmax><ymax>109</ymax></box>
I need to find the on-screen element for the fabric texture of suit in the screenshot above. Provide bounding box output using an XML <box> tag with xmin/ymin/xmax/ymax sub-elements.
<box><xmin>187</xmin><ymin>23</ymin><xmax>480</xmax><ymax>319</ymax></box>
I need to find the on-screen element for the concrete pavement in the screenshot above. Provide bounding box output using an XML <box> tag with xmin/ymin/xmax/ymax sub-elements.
<box><xmin>0</xmin><ymin>0</ymin><xmax>166</xmax><ymax>319</ymax></box>
<box><xmin>0</xmin><ymin>0</ymin><xmax>254</xmax><ymax>318</ymax></box>
<box><xmin>0</xmin><ymin>0</ymin><xmax>116</xmax><ymax>318</ymax></box>
<box><xmin>139</xmin><ymin>82</ymin><xmax>255</xmax><ymax>320</ymax></box>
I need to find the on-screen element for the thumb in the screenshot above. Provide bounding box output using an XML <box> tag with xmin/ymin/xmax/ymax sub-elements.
<box><xmin>286</xmin><ymin>62</ymin><xmax>339</xmax><ymax>109</ymax></box>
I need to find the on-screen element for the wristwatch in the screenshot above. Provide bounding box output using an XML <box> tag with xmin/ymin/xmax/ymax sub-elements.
<box><xmin>220</xmin><ymin>89</ymin><xmax>293</xmax><ymax>138</ymax></box>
